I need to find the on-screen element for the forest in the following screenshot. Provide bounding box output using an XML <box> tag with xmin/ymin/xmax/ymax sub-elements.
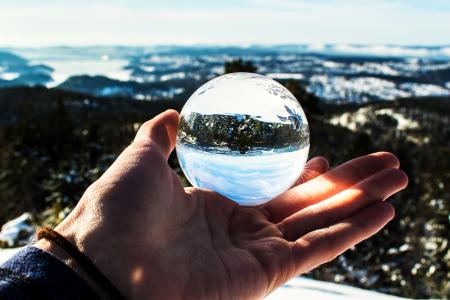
<box><xmin>178</xmin><ymin>111</ymin><xmax>309</xmax><ymax>154</ymax></box>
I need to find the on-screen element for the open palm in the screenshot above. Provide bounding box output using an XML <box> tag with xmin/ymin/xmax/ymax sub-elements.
<box><xmin>47</xmin><ymin>110</ymin><xmax>408</xmax><ymax>300</ymax></box>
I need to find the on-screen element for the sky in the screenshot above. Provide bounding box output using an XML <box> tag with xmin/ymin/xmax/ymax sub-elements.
<box><xmin>1</xmin><ymin>0</ymin><xmax>450</xmax><ymax>47</ymax></box>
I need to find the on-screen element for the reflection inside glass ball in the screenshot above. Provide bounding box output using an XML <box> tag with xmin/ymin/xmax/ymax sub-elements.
<box><xmin>176</xmin><ymin>72</ymin><xmax>310</xmax><ymax>206</ymax></box>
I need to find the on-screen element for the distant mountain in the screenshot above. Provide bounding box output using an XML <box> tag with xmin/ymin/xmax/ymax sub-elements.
<box><xmin>0</xmin><ymin>51</ymin><xmax>53</xmax><ymax>88</ymax></box>
<box><xmin>0</xmin><ymin>51</ymin><xmax>27</xmax><ymax>66</ymax></box>
<box><xmin>1</xmin><ymin>46</ymin><xmax>450</xmax><ymax>102</ymax></box>
<box><xmin>57</xmin><ymin>75</ymin><xmax>134</xmax><ymax>97</ymax></box>
<box><xmin>57</xmin><ymin>75</ymin><xmax>197</xmax><ymax>100</ymax></box>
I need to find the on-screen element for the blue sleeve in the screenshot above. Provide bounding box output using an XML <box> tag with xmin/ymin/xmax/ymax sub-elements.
<box><xmin>0</xmin><ymin>246</ymin><xmax>101</xmax><ymax>300</ymax></box>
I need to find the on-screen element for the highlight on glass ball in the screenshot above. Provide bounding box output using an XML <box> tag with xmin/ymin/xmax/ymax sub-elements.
<box><xmin>176</xmin><ymin>72</ymin><xmax>310</xmax><ymax>206</ymax></box>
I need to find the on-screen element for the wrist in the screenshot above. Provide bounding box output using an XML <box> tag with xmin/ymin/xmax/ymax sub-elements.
<box><xmin>54</xmin><ymin>217</ymin><xmax>138</xmax><ymax>299</ymax></box>
<box><xmin>34</xmin><ymin>238</ymin><xmax>110</xmax><ymax>299</ymax></box>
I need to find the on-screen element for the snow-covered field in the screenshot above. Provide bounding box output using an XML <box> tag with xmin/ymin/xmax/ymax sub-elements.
<box><xmin>0</xmin><ymin>247</ymin><xmax>412</xmax><ymax>299</ymax></box>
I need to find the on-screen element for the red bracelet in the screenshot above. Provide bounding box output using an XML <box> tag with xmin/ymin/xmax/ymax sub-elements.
<box><xmin>37</xmin><ymin>227</ymin><xmax>126</xmax><ymax>300</ymax></box>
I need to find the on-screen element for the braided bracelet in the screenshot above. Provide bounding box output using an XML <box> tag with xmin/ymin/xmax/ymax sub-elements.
<box><xmin>37</xmin><ymin>227</ymin><xmax>126</xmax><ymax>300</ymax></box>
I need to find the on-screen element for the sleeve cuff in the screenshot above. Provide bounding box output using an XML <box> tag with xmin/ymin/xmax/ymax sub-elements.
<box><xmin>0</xmin><ymin>246</ymin><xmax>101</xmax><ymax>300</ymax></box>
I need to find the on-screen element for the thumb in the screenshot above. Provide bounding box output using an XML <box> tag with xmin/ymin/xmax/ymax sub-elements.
<box><xmin>134</xmin><ymin>109</ymin><xmax>180</xmax><ymax>159</ymax></box>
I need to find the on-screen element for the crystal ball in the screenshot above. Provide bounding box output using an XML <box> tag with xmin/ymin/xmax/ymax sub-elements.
<box><xmin>176</xmin><ymin>72</ymin><xmax>310</xmax><ymax>206</ymax></box>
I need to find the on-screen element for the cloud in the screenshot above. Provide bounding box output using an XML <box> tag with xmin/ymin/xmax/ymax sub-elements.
<box><xmin>249</xmin><ymin>0</ymin><xmax>450</xmax><ymax>12</ymax></box>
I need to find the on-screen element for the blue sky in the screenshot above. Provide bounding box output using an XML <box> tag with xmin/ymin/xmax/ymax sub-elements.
<box><xmin>1</xmin><ymin>0</ymin><xmax>449</xmax><ymax>46</ymax></box>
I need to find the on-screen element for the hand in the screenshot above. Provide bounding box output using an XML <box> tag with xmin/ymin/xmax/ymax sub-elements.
<box><xmin>35</xmin><ymin>110</ymin><xmax>408</xmax><ymax>299</ymax></box>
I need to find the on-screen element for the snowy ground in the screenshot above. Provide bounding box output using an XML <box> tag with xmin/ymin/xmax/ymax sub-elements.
<box><xmin>267</xmin><ymin>277</ymin><xmax>411</xmax><ymax>300</ymax></box>
<box><xmin>0</xmin><ymin>248</ymin><xmax>20</xmax><ymax>264</ymax></box>
<box><xmin>0</xmin><ymin>213</ymin><xmax>35</xmax><ymax>247</ymax></box>
<box><xmin>0</xmin><ymin>248</ymin><xmax>412</xmax><ymax>300</ymax></box>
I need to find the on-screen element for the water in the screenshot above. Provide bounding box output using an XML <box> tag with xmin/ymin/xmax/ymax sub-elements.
<box><xmin>176</xmin><ymin>72</ymin><xmax>310</xmax><ymax>206</ymax></box>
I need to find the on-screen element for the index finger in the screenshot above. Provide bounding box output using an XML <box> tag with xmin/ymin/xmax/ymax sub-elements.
<box><xmin>262</xmin><ymin>152</ymin><xmax>399</xmax><ymax>222</ymax></box>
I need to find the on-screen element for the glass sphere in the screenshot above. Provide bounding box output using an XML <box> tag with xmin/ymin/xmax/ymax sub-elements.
<box><xmin>176</xmin><ymin>72</ymin><xmax>310</xmax><ymax>206</ymax></box>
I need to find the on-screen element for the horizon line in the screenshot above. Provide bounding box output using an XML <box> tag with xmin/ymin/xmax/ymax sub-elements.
<box><xmin>2</xmin><ymin>43</ymin><xmax>450</xmax><ymax>49</ymax></box>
